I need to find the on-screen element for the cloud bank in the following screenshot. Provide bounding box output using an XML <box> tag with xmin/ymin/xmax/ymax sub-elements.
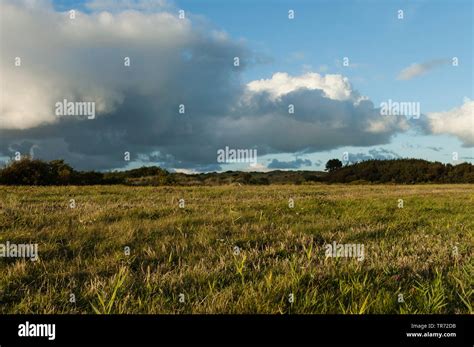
<box><xmin>0</xmin><ymin>0</ymin><xmax>467</xmax><ymax>170</ymax></box>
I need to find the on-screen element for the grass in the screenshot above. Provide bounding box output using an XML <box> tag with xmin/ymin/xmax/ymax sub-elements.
<box><xmin>0</xmin><ymin>184</ymin><xmax>472</xmax><ymax>314</ymax></box>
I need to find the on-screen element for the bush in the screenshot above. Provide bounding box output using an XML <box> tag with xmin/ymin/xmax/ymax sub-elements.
<box><xmin>0</xmin><ymin>158</ymin><xmax>55</xmax><ymax>185</ymax></box>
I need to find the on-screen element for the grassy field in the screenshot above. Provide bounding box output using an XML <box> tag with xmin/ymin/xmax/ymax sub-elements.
<box><xmin>0</xmin><ymin>184</ymin><xmax>472</xmax><ymax>314</ymax></box>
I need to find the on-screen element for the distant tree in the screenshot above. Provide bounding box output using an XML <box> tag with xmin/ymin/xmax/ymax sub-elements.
<box><xmin>325</xmin><ymin>159</ymin><xmax>343</xmax><ymax>172</ymax></box>
<box><xmin>49</xmin><ymin>160</ymin><xmax>74</xmax><ymax>185</ymax></box>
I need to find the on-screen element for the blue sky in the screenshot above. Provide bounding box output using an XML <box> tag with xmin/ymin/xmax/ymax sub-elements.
<box><xmin>1</xmin><ymin>0</ymin><xmax>472</xmax><ymax>171</ymax></box>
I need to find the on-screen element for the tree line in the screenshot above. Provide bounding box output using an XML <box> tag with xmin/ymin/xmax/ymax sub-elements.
<box><xmin>324</xmin><ymin>158</ymin><xmax>474</xmax><ymax>183</ymax></box>
<box><xmin>0</xmin><ymin>157</ymin><xmax>472</xmax><ymax>186</ymax></box>
<box><xmin>0</xmin><ymin>158</ymin><xmax>172</xmax><ymax>186</ymax></box>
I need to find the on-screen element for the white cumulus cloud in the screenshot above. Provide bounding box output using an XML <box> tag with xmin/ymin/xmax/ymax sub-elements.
<box><xmin>246</xmin><ymin>72</ymin><xmax>360</xmax><ymax>102</ymax></box>
<box><xmin>425</xmin><ymin>98</ymin><xmax>474</xmax><ymax>146</ymax></box>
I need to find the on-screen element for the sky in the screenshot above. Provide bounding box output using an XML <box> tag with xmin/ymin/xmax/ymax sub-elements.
<box><xmin>0</xmin><ymin>0</ymin><xmax>472</xmax><ymax>172</ymax></box>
